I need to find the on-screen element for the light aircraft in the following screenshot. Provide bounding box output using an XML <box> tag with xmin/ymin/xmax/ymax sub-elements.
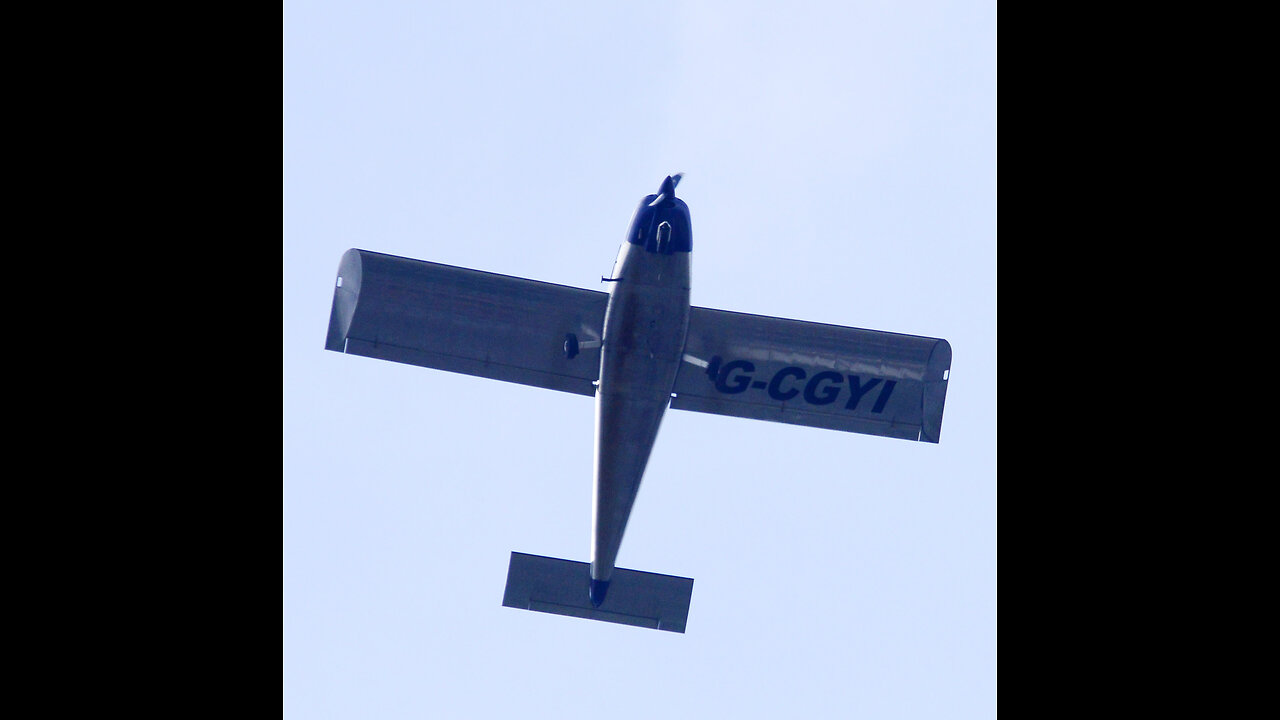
<box><xmin>324</xmin><ymin>174</ymin><xmax>951</xmax><ymax>633</ymax></box>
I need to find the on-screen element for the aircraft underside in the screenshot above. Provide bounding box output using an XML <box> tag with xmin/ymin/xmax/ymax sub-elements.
<box><xmin>325</xmin><ymin>175</ymin><xmax>950</xmax><ymax>632</ymax></box>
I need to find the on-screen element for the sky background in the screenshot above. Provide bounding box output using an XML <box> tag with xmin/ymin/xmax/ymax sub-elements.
<box><xmin>284</xmin><ymin>1</ymin><xmax>995</xmax><ymax>717</ymax></box>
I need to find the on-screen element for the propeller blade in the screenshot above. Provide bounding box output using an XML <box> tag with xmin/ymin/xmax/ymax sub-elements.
<box><xmin>650</xmin><ymin>174</ymin><xmax>685</xmax><ymax>206</ymax></box>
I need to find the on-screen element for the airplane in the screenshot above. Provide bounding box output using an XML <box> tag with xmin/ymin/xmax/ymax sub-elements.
<box><xmin>324</xmin><ymin>174</ymin><xmax>951</xmax><ymax>633</ymax></box>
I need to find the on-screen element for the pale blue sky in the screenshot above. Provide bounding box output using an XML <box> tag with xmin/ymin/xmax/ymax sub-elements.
<box><xmin>284</xmin><ymin>1</ymin><xmax>995</xmax><ymax>717</ymax></box>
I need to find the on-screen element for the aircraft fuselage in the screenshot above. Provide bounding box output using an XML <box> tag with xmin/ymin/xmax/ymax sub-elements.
<box><xmin>590</xmin><ymin>176</ymin><xmax>692</xmax><ymax>605</ymax></box>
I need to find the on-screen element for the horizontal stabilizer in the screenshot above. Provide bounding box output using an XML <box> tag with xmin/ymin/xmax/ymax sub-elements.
<box><xmin>502</xmin><ymin>552</ymin><xmax>693</xmax><ymax>633</ymax></box>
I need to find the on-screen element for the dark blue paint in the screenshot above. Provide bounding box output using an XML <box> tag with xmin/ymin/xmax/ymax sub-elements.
<box><xmin>714</xmin><ymin>359</ymin><xmax>755</xmax><ymax>394</ymax></box>
<box><xmin>703</xmin><ymin>356</ymin><xmax>896</xmax><ymax>414</ymax></box>
<box><xmin>626</xmin><ymin>176</ymin><xmax>692</xmax><ymax>254</ymax></box>
<box><xmin>590</xmin><ymin>578</ymin><xmax>610</xmax><ymax>607</ymax></box>
<box><xmin>767</xmin><ymin>366</ymin><xmax>805</xmax><ymax>401</ymax></box>
<box><xmin>871</xmin><ymin>380</ymin><xmax>897</xmax><ymax>414</ymax></box>
<box><xmin>803</xmin><ymin>371</ymin><xmax>844</xmax><ymax>405</ymax></box>
<box><xmin>845</xmin><ymin>376</ymin><xmax>882</xmax><ymax>410</ymax></box>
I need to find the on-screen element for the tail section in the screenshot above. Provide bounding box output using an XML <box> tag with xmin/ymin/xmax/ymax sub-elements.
<box><xmin>589</xmin><ymin>578</ymin><xmax>610</xmax><ymax>607</ymax></box>
<box><xmin>502</xmin><ymin>552</ymin><xmax>694</xmax><ymax>633</ymax></box>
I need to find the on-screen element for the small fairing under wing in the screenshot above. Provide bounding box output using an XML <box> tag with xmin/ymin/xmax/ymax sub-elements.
<box><xmin>325</xmin><ymin>249</ymin><xmax>609</xmax><ymax>396</ymax></box>
<box><xmin>671</xmin><ymin>306</ymin><xmax>951</xmax><ymax>442</ymax></box>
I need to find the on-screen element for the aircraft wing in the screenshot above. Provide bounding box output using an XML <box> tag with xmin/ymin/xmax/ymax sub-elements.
<box><xmin>325</xmin><ymin>249</ymin><xmax>609</xmax><ymax>396</ymax></box>
<box><xmin>671</xmin><ymin>306</ymin><xmax>951</xmax><ymax>442</ymax></box>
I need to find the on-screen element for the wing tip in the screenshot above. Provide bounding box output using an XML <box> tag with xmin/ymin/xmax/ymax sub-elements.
<box><xmin>325</xmin><ymin>249</ymin><xmax>365</xmax><ymax>352</ymax></box>
<box><xmin>921</xmin><ymin>337</ymin><xmax>952</xmax><ymax>443</ymax></box>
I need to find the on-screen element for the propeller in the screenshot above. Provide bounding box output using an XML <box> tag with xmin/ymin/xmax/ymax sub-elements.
<box><xmin>648</xmin><ymin>172</ymin><xmax>685</xmax><ymax>207</ymax></box>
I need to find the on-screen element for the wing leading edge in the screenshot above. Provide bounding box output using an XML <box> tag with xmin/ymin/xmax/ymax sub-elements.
<box><xmin>325</xmin><ymin>249</ymin><xmax>609</xmax><ymax>395</ymax></box>
<box><xmin>671</xmin><ymin>306</ymin><xmax>951</xmax><ymax>442</ymax></box>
